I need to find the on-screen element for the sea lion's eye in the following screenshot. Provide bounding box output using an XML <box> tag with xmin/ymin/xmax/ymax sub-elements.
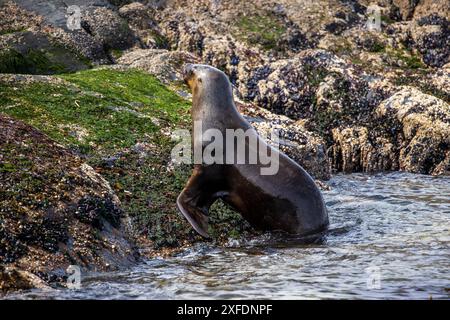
<box><xmin>197</xmin><ymin>77</ymin><xmax>203</xmax><ymax>83</ymax></box>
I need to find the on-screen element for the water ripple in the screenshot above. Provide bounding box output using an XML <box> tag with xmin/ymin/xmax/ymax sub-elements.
<box><xmin>6</xmin><ymin>173</ymin><xmax>450</xmax><ymax>300</ymax></box>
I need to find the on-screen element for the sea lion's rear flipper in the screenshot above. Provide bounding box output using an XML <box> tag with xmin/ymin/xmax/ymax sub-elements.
<box><xmin>177</xmin><ymin>168</ymin><xmax>223</xmax><ymax>238</ymax></box>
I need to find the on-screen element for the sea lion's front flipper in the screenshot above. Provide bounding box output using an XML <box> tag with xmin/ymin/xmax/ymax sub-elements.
<box><xmin>177</xmin><ymin>167</ymin><xmax>223</xmax><ymax>238</ymax></box>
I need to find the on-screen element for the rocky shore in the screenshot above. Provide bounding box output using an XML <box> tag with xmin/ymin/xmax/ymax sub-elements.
<box><xmin>0</xmin><ymin>0</ymin><xmax>449</xmax><ymax>292</ymax></box>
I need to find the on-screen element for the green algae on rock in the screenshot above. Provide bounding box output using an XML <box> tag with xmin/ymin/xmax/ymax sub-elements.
<box><xmin>0</xmin><ymin>31</ymin><xmax>91</xmax><ymax>75</ymax></box>
<box><xmin>0</xmin><ymin>68</ymin><xmax>186</xmax><ymax>154</ymax></box>
<box><xmin>233</xmin><ymin>11</ymin><xmax>288</xmax><ymax>51</ymax></box>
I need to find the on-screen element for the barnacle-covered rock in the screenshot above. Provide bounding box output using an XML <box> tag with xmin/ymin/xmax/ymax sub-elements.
<box><xmin>244</xmin><ymin>49</ymin><xmax>371</xmax><ymax>122</ymax></box>
<box><xmin>375</xmin><ymin>87</ymin><xmax>450</xmax><ymax>175</ymax></box>
<box><xmin>118</xmin><ymin>2</ymin><xmax>168</xmax><ymax>49</ymax></box>
<box><xmin>331</xmin><ymin>126</ymin><xmax>397</xmax><ymax>173</ymax></box>
<box><xmin>117</xmin><ymin>48</ymin><xmax>198</xmax><ymax>83</ymax></box>
<box><xmin>82</xmin><ymin>6</ymin><xmax>137</xmax><ymax>50</ymax></box>
<box><xmin>409</xmin><ymin>15</ymin><xmax>450</xmax><ymax>68</ymax></box>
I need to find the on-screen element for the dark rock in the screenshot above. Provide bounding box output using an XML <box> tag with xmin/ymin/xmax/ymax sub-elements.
<box><xmin>82</xmin><ymin>6</ymin><xmax>137</xmax><ymax>50</ymax></box>
<box><xmin>410</xmin><ymin>15</ymin><xmax>450</xmax><ymax>67</ymax></box>
<box><xmin>331</xmin><ymin>126</ymin><xmax>398</xmax><ymax>173</ymax></box>
<box><xmin>325</xmin><ymin>19</ymin><xmax>350</xmax><ymax>35</ymax></box>
<box><xmin>0</xmin><ymin>31</ymin><xmax>90</xmax><ymax>74</ymax></box>
<box><xmin>0</xmin><ymin>265</ymin><xmax>48</xmax><ymax>293</ymax></box>
<box><xmin>392</xmin><ymin>0</ymin><xmax>420</xmax><ymax>20</ymax></box>
<box><xmin>118</xmin><ymin>2</ymin><xmax>168</xmax><ymax>49</ymax></box>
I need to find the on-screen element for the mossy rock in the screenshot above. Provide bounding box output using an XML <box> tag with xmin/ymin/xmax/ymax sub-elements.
<box><xmin>233</xmin><ymin>12</ymin><xmax>287</xmax><ymax>51</ymax></box>
<box><xmin>0</xmin><ymin>31</ymin><xmax>90</xmax><ymax>74</ymax></box>
<box><xmin>384</xmin><ymin>46</ymin><xmax>426</xmax><ymax>70</ymax></box>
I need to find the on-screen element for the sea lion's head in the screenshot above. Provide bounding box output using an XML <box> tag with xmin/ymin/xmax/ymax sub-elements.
<box><xmin>183</xmin><ymin>64</ymin><xmax>233</xmax><ymax>107</ymax></box>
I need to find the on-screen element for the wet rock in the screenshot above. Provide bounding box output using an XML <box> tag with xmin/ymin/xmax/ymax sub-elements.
<box><xmin>0</xmin><ymin>266</ymin><xmax>49</xmax><ymax>293</ymax></box>
<box><xmin>0</xmin><ymin>114</ymin><xmax>138</xmax><ymax>290</ymax></box>
<box><xmin>0</xmin><ymin>1</ymin><xmax>45</xmax><ymax>34</ymax></box>
<box><xmin>0</xmin><ymin>1</ymin><xmax>111</xmax><ymax>64</ymax></box>
<box><xmin>4</xmin><ymin>0</ymin><xmax>113</xmax><ymax>30</ymax></box>
<box><xmin>375</xmin><ymin>87</ymin><xmax>450</xmax><ymax>175</ymax></box>
<box><xmin>326</xmin><ymin>83</ymin><xmax>449</xmax><ymax>176</ymax></box>
<box><xmin>1</xmin><ymin>1</ymin><xmax>141</xmax><ymax>65</ymax></box>
<box><xmin>331</xmin><ymin>126</ymin><xmax>397</xmax><ymax>173</ymax></box>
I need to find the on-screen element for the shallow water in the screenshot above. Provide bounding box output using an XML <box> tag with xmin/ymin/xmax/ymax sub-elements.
<box><xmin>7</xmin><ymin>173</ymin><xmax>450</xmax><ymax>299</ymax></box>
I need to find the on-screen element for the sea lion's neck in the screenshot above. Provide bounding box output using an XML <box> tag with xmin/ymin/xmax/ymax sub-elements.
<box><xmin>191</xmin><ymin>88</ymin><xmax>241</xmax><ymax>123</ymax></box>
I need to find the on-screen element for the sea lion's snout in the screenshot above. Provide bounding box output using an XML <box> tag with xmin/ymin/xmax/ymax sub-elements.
<box><xmin>183</xmin><ymin>63</ymin><xmax>195</xmax><ymax>82</ymax></box>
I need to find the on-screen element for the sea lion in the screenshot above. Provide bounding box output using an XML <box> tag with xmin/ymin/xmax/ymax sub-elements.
<box><xmin>177</xmin><ymin>64</ymin><xmax>329</xmax><ymax>238</ymax></box>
